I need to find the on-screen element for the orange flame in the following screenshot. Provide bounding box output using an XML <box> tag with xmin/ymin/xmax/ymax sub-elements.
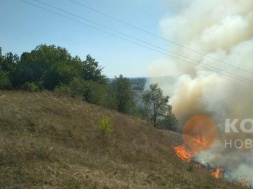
<box><xmin>174</xmin><ymin>136</ymin><xmax>208</xmax><ymax>162</ymax></box>
<box><xmin>173</xmin><ymin>115</ymin><xmax>225</xmax><ymax>180</ymax></box>
<box><xmin>174</xmin><ymin>144</ymin><xmax>196</xmax><ymax>162</ymax></box>
<box><xmin>211</xmin><ymin>168</ymin><xmax>224</xmax><ymax>179</ymax></box>
<box><xmin>174</xmin><ymin>137</ymin><xmax>226</xmax><ymax>180</ymax></box>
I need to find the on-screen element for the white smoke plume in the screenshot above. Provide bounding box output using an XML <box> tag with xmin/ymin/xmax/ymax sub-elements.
<box><xmin>149</xmin><ymin>0</ymin><xmax>253</xmax><ymax>184</ymax></box>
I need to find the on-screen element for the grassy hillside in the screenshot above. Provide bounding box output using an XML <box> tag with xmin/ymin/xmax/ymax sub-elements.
<box><xmin>0</xmin><ymin>91</ymin><xmax>244</xmax><ymax>189</ymax></box>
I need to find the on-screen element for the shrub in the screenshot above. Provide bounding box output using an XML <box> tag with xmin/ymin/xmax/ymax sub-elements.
<box><xmin>21</xmin><ymin>82</ymin><xmax>39</xmax><ymax>92</ymax></box>
<box><xmin>82</xmin><ymin>81</ymin><xmax>118</xmax><ymax>110</ymax></box>
<box><xmin>54</xmin><ymin>84</ymin><xmax>72</xmax><ymax>96</ymax></box>
<box><xmin>68</xmin><ymin>77</ymin><xmax>86</xmax><ymax>97</ymax></box>
<box><xmin>158</xmin><ymin>113</ymin><xmax>179</xmax><ymax>131</ymax></box>
<box><xmin>98</xmin><ymin>116</ymin><xmax>114</xmax><ymax>135</ymax></box>
<box><xmin>0</xmin><ymin>71</ymin><xmax>12</xmax><ymax>90</ymax></box>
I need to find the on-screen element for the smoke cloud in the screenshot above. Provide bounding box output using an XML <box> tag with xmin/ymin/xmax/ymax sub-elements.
<box><xmin>149</xmin><ymin>0</ymin><xmax>253</xmax><ymax>183</ymax></box>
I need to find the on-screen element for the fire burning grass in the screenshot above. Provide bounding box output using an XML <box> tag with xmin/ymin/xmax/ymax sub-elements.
<box><xmin>173</xmin><ymin>115</ymin><xmax>231</xmax><ymax>180</ymax></box>
<box><xmin>174</xmin><ymin>143</ymin><xmax>248</xmax><ymax>187</ymax></box>
<box><xmin>211</xmin><ymin>167</ymin><xmax>224</xmax><ymax>179</ymax></box>
<box><xmin>174</xmin><ymin>144</ymin><xmax>195</xmax><ymax>162</ymax></box>
<box><xmin>174</xmin><ymin>140</ymin><xmax>226</xmax><ymax>180</ymax></box>
<box><xmin>174</xmin><ymin>115</ymin><xmax>250</xmax><ymax>187</ymax></box>
<box><xmin>174</xmin><ymin>131</ymin><xmax>225</xmax><ymax>180</ymax></box>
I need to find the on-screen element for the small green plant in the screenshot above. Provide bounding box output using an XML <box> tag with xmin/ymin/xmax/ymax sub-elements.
<box><xmin>98</xmin><ymin>116</ymin><xmax>114</xmax><ymax>135</ymax></box>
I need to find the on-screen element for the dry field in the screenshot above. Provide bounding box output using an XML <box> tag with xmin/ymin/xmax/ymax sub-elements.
<box><xmin>0</xmin><ymin>91</ymin><xmax>244</xmax><ymax>188</ymax></box>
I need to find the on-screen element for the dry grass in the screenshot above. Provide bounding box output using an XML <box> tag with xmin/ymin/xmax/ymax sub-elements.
<box><xmin>0</xmin><ymin>91</ymin><xmax>245</xmax><ymax>188</ymax></box>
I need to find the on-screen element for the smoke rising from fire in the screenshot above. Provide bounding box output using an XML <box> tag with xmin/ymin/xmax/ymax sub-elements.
<box><xmin>149</xmin><ymin>0</ymin><xmax>253</xmax><ymax>183</ymax></box>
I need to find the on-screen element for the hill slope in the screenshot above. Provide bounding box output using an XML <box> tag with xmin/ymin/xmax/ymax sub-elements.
<box><xmin>0</xmin><ymin>91</ymin><xmax>243</xmax><ymax>188</ymax></box>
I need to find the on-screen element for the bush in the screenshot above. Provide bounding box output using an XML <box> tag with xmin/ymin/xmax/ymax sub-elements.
<box><xmin>0</xmin><ymin>71</ymin><xmax>12</xmax><ymax>90</ymax></box>
<box><xmin>68</xmin><ymin>77</ymin><xmax>86</xmax><ymax>97</ymax></box>
<box><xmin>82</xmin><ymin>81</ymin><xmax>117</xmax><ymax>110</ymax></box>
<box><xmin>54</xmin><ymin>84</ymin><xmax>72</xmax><ymax>96</ymax></box>
<box><xmin>158</xmin><ymin>113</ymin><xmax>178</xmax><ymax>131</ymax></box>
<box><xmin>21</xmin><ymin>82</ymin><xmax>40</xmax><ymax>92</ymax></box>
<box><xmin>98</xmin><ymin>116</ymin><xmax>114</xmax><ymax>135</ymax></box>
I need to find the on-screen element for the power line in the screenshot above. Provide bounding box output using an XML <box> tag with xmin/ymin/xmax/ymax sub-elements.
<box><xmin>33</xmin><ymin>0</ymin><xmax>234</xmax><ymax>75</ymax></box>
<box><xmin>70</xmin><ymin>0</ymin><xmax>253</xmax><ymax>76</ymax></box>
<box><xmin>25</xmin><ymin>0</ymin><xmax>253</xmax><ymax>85</ymax></box>
<box><xmin>31</xmin><ymin>0</ymin><xmax>253</xmax><ymax>82</ymax></box>
<box><xmin>19</xmin><ymin>0</ymin><xmax>253</xmax><ymax>85</ymax></box>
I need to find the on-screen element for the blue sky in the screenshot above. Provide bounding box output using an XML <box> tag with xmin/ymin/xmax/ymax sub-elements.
<box><xmin>0</xmin><ymin>0</ymin><xmax>171</xmax><ymax>78</ymax></box>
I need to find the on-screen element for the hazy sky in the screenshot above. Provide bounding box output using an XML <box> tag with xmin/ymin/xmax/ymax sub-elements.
<box><xmin>0</xmin><ymin>0</ymin><xmax>172</xmax><ymax>78</ymax></box>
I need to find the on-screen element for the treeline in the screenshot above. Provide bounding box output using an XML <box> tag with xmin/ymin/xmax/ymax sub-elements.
<box><xmin>0</xmin><ymin>44</ymin><xmax>178</xmax><ymax>130</ymax></box>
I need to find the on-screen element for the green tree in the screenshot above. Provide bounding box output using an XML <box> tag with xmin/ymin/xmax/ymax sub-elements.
<box><xmin>3</xmin><ymin>44</ymin><xmax>120</xmax><ymax>111</ymax></box>
<box><xmin>0</xmin><ymin>71</ymin><xmax>12</xmax><ymax>90</ymax></box>
<box><xmin>142</xmin><ymin>83</ymin><xmax>170</xmax><ymax>127</ymax></box>
<box><xmin>82</xmin><ymin>55</ymin><xmax>106</xmax><ymax>84</ymax></box>
<box><xmin>81</xmin><ymin>80</ymin><xmax>117</xmax><ymax>109</ymax></box>
<box><xmin>11</xmin><ymin>44</ymin><xmax>82</xmax><ymax>89</ymax></box>
<box><xmin>112</xmin><ymin>75</ymin><xmax>135</xmax><ymax>114</ymax></box>
<box><xmin>0</xmin><ymin>49</ymin><xmax>19</xmax><ymax>89</ymax></box>
<box><xmin>0</xmin><ymin>52</ymin><xmax>19</xmax><ymax>72</ymax></box>
<box><xmin>43</xmin><ymin>61</ymin><xmax>78</xmax><ymax>90</ymax></box>
<box><xmin>158</xmin><ymin>111</ymin><xmax>179</xmax><ymax>131</ymax></box>
<box><xmin>55</xmin><ymin>77</ymin><xmax>117</xmax><ymax>110</ymax></box>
